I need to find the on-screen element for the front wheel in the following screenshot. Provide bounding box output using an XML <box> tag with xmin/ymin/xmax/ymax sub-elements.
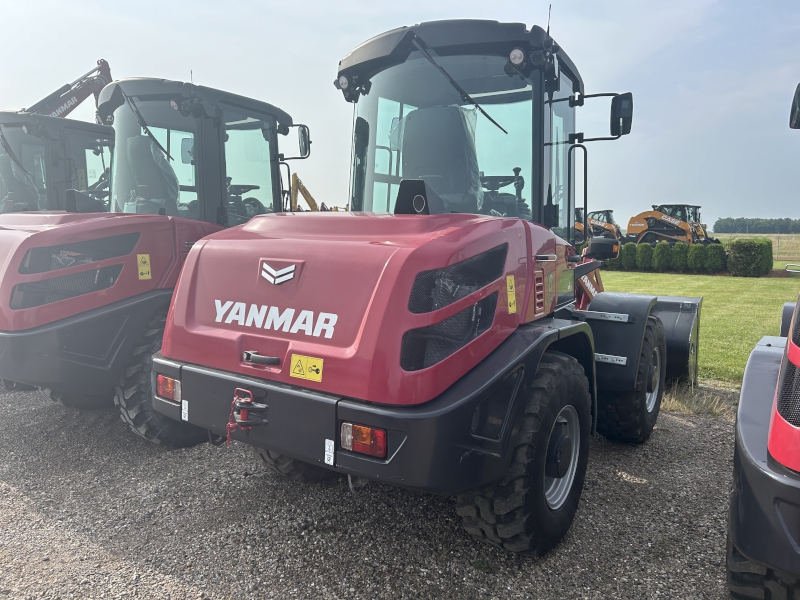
<box><xmin>254</xmin><ymin>447</ymin><xmax>337</xmax><ymax>483</ymax></box>
<box><xmin>456</xmin><ymin>351</ymin><xmax>591</xmax><ymax>556</ymax></box>
<box><xmin>597</xmin><ymin>316</ymin><xmax>666</xmax><ymax>443</ymax></box>
<box><xmin>114</xmin><ymin>313</ymin><xmax>207</xmax><ymax>447</ymax></box>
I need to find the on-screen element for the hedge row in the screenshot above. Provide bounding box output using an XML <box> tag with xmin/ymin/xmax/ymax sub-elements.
<box><xmin>605</xmin><ymin>241</ymin><xmax>728</xmax><ymax>273</ymax></box>
<box><xmin>726</xmin><ymin>238</ymin><xmax>773</xmax><ymax>277</ymax></box>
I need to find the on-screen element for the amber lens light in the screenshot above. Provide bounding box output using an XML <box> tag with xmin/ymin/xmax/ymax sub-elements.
<box><xmin>340</xmin><ymin>422</ymin><xmax>387</xmax><ymax>458</ymax></box>
<box><xmin>156</xmin><ymin>374</ymin><xmax>181</xmax><ymax>403</ymax></box>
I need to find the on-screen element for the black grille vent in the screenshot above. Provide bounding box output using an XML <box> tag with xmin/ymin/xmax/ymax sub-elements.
<box><xmin>10</xmin><ymin>264</ymin><xmax>124</xmax><ymax>310</ymax></box>
<box><xmin>401</xmin><ymin>292</ymin><xmax>498</xmax><ymax>372</ymax></box>
<box><xmin>777</xmin><ymin>360</ymin><xmax>800</xmax><ymax>427</ymax></box>
<box><xmin>19</xmin><ymin>233</ymin><xmax>140</xmax><ymax>274</ymax></box>
<box><xmin>793</xmin><ymin>304</ymin><xmax>800</xmax><ymax>347</ymax></box>
<box><xmin>408</xmin><ymin>245</ymin><xmax>507</xmax><ymax>314</ymax></box>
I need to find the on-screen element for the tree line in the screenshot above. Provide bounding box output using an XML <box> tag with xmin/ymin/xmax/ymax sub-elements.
<box><xmin>713</xmin><ymin>218</ymin><xmax>800</xmax><ymax>234</ymax></box>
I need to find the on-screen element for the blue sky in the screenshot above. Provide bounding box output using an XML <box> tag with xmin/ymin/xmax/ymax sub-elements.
<box><xmin>2</xmin><ymin>0</ymin><xmax>798</xmax><ymax>228</ymax></box>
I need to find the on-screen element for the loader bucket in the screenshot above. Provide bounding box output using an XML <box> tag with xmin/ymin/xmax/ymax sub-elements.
<box><xmin>650</xmin><ymin>296</ymin><xmax>702</xmax><ymax>385</ymax></box>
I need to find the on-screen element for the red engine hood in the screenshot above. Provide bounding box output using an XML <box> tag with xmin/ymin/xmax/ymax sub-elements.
<box><xmin>163</xmin><ymin>212</ymin><xmax>538</xmax><ymax>406</ymax></box>
<box><xmin>0</xmin><ymin>212</ymin><xmax>220</xmax><ymax>331</ymax></box>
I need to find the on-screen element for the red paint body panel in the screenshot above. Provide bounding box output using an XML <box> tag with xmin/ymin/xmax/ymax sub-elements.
<box><xmin>162</xmin><ymin>212</ymin><xmax>564</xmax><ymax>406</ymax></box>
<box><xmin>768</xmin><ymin>301</ymin><xmax>800</xmax><ymax>471</ymax></box>
<box><xmin>0</xmin><ymin>211</ymin><xmax>220</xmax><ymax>331</ymax></box>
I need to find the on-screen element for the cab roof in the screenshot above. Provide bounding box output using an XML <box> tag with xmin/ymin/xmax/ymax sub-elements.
<box><xmin>97</xmin><ymin>78</ymin><xmax>293</xmax><ymax>127</ymax></box>
<box><xmin>337</xmin><ymin>19</ymin><xmax>584</xmax><ymax>95</ymax></box>
<box><xmin>0</xmin><ymin>111</ymin><xmax>113</xmax><ymax>136</ymax></box>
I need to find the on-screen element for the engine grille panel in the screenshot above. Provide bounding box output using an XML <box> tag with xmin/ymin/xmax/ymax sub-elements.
<box><xmin>10</xmin><ymin>264</ymin><xmax>124</xmax><ymax>310</ymax></box>
<box><xmin>401</xmin><ymin>292</ymin><xmax>498</xmax><ymax>372</ymax></box>
<box><xmin>408</xmin><ymin>245</ymin><xmax>507</xmax><ymax>314</ymax></box>
<box><xmin>19</xmin><ymin>233</ymin><xmax>140</xmax><ymax>274</ymax></box>
<box><xmin>777</xmin><ymin>360</ymin><xmax>800</xmax><ymax>427</ymax></box>
<box><xmin>793</xmin><ymin>303</ymin><xmax>800</xmax><ymax>347</ymax></box>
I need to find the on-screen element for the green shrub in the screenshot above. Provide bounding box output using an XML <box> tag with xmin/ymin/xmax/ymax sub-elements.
<box><xmin>705</xmin><ymin>243</ymin><xmax>727</xmax><ymax>273</ymax></box>
<box><xmin>604</xmin><ymin>256</ymin><xmax>621</xmax><ymax>270</ymax></box>
<box><xmin>636</xmin><ymin>243</ymin><xmax>653</xmax><ymax>270</ymax></box>
<box><xmin>670</xmin><ymin>242</ymin><xmax>689</xmax><ymax>272</ymax></box>
<box><xmin>620</xmin><ymin>242</ymin><xmax>638</xmax><ymax>270</ymax></box>
<box><xmin>687</xmin><ymin>244</ymin><xmax>707</xmax><ymax>272</ymax></box>
<box><xmin>728</xmin><ymin>238</ymin><xmax>773</xmax><ymax>277</ymax></box>
<box><xmin>652</xmin><ymin>241</ymin><xmax>672</xmax><ymax>272</ymax></box>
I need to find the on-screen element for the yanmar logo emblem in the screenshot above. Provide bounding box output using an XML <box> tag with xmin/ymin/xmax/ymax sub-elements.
<box><xmin>261</xmin><ymin>261</ymin><xmax>296</xmax><ymax>285</ymax></box>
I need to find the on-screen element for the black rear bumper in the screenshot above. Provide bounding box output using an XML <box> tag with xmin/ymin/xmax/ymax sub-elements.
<box><xmin>152</xmin><ymin>318</ymin><xmax>594</xmax><ymax>494</ymax></box>
<box><xmin>729</xmin><ymin>336</ymin><xmax>800</xmax><ymax>578</ymax></box>
<box><xmin>0</xmin><ymin>290</ymin><xmax>172</xmax><ymax>396</ymax></box>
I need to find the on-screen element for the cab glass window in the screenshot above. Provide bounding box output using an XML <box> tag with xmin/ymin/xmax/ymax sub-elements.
<box><xmin>0</xmin><ymin>124</ymin><xmax>47</xmax><ymax>212</ymax></box>
<box><xmin>545</xmin><ymin>71</ymin><xmax>576</xmax><ymax>242</ymax></box>
<box><xmin>222</xmin><ymin>110</ymin><xmax>275</xmax><ymax>225</ymax></box>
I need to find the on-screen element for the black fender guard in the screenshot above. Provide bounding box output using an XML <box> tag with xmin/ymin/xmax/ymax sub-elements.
<box><xmin>781</xmin><ymin>302</ymin><xmax>797</xmax><ymax>338</ymax></box>
<box><xmin>570</xmin><ymin>292</ymin><xmax>702</xmax><ymax>391</ymax></box>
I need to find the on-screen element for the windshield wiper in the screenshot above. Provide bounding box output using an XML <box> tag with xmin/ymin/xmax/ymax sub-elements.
<box><xmin>0</xmin><ymin>124</ymin><xmax>32</xmax><ymax>176</ymax></box>
<box><xmin>411</xmin><ymin>36</ymin><xmax>507</xmax><ymax>135</ymax></box>
<box><xmin>120</xmin><ymin>90</ymin><xmax>173</xmax><ymax>161</ymax></box>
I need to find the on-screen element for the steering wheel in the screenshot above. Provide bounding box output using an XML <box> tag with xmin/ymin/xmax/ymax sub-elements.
<box><xmin>480</xmin><ymin>175</ymin><xmax>517</xmax><ymax>191</ymax></box>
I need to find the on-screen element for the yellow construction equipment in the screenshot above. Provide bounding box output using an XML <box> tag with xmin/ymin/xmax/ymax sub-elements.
<box><xmin>626</xmin><ymin>204</ymin><xmax>719</xmax><ymax>246</ymax></box>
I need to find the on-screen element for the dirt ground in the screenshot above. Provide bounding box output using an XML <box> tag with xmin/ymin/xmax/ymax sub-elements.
<box><xmin>0</xmin><ymin>386</ymin><xmax>732</xmax><ymax>599</ymax></box>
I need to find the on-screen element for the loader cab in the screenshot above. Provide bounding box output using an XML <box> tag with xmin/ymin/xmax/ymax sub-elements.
<box><xmin>337</xmin><ymin>21</ymin><xmax>629</xmax><ymax>249</ymax></box>
<box><xmin>588</xmin><ymin>210</ymin><xmax>617</xmax><ymax>225</ymax></box>
<box><xmin>0</xmin><ymin>111</ymin><xmax>113</xmax><ymax>213</ymax></box>
<box><xmin>97</xmin><ymin>79</ymin><xmax>308</xmax><ymax>226</ymax></box>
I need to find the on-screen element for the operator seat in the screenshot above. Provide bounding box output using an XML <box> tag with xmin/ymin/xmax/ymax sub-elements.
<box><xmin>0</xmin><ymin>154</ymin><xmax>39</xmax><ymax>212</ymax></box>
<box><xmin>400</xmin><ymin>106</ymin><xmax>483</xmax><ymax>213</ymax></box>
<box><xmin>126</xmin><ymin>136</ymin><xmax>180</xmax><ymax>215</ymax></box>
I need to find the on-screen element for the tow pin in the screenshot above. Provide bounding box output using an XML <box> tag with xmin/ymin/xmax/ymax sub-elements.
<box><xmin>226</xmin><ymin>387</ymin><xmax>254</xmax><ymax>445</ymax></box>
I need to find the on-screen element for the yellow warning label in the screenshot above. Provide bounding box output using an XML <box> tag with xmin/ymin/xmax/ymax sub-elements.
<box><xmin>137</xmin><ymin>254</ymin><xmax>152</xmax><ymax>280</ymax></box>
<box><xmin>506</xmin><ymin>275</ymin><xmax>517</xmax><ymax>314</ymax></box>
<box><xmin>289</xmin><ymin>354</ymin><xmax>323</xmax><ymax>383</ymax></box>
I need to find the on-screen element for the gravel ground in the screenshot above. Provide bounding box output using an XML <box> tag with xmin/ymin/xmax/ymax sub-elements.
<box><xmin>0</xmin><ymin>384</ymin><xmax>733</xmax><ymax>599</ymax></box>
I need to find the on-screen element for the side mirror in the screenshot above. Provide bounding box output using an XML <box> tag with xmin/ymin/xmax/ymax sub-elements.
<box><xmin>791</xmin><ymin>83</ymin><xmax>800</xmax><ymax>129</ymax></box>
<box><xmin>610</xmin><ymin>92</ymin><xmax>633</xmax><ymax>137</ymax></box>
<box><xmin>180</xmin><ymin>138</ymin><xmax>194</xmax><ymax>164</ymax></box>
<box><xmin>584</xmin><ymin>236</ymin><xmax>619</xmax><ymax>261</ymax></box>
<box><xmin>298</xmin><ymin>125</ymin><xmax>311</xmax><ymax>158</ymax></box>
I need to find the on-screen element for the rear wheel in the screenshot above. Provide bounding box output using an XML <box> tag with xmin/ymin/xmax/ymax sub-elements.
<box><xmin>45</xmin><ymin>388</ymin><xmax>111</xmax><ymax>410</ymax></box>
<box><xmin>597</xmin><ymin>316</ymin><xmax>666</xmax><ymax>443</ymax></box>
<box><xmin>727</xmin><ymin>536</ymin><xmax>800</xmax><ymax>599</ymax></box>
<box><xmin>114</xmin><ymin>312</ymin><xmax>207</xmax><ymax>447</ymax></box>
<box><xmin>2</xmin><ymin>379</ymin><xmax>36</xmax><ymax>392</ymax></box>
<box><xmin>456</xmin><ymin>351</ymin><xmax>591</xmax><ymax>556</ymax></box>
<box><xmin>254</xmin><ymin>447</ymin><xmax>337</xmax><ymax>483</ymax></box>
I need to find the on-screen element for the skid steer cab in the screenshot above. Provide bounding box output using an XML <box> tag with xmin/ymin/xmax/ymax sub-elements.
<box><xmin>152</xmin><ymin>20</ymin><xmax>701</xmax><ymax>557</ymax></box>
<box><xmin>0</xmin><ymin>78</ymin><xmax>310</xmax><ymax>442</ymax></box>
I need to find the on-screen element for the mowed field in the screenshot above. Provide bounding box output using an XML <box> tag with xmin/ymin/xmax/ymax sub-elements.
<box><xmin>714</xmin><ymin>232</ymin><xmax>800</xmax><ymax>261</ymax></box>
<box><xmin>603</xmin><ymin>270</ymin><xmax>799</xmax><ymax>382</ymax></box>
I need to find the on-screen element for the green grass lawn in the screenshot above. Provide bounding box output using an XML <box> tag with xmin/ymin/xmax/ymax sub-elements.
<box><xmin>602</xmin><ymin>271</ymin><xmax>799</xmax><ymax>383</ymax></box>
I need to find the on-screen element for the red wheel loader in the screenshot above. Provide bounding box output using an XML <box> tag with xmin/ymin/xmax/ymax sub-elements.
<box><xmin>0</xmin><ymin>77</ymin><xmax>310</xmax><ymax>445</ymax></box>
<box><xmin>151</xmin><ymin>20</ymin><xmax>701</xmax><ymax>555</ymax></box>
<box><xmin>726</xmin><ymin>85</ymin><xmax>800</xmax><ymax>597</ymax></box>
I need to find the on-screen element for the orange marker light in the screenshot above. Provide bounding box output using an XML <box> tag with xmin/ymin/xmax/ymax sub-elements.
<box><xmin>340</xmin><ymin>422</ymin><xmax>387</xmax><ymax>458</ymax></box>
<box><xmin>156</xmin><ymin>374</ymin><xmax>181</xmax><ymax>403</ymax></box>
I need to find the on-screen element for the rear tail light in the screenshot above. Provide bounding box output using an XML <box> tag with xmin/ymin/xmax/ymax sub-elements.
<box><xmin>156</xmin><ymin>374</ymin><xmax>182</xmax><ymax>403</ymax></box>
<box><xmin>340</xmin><ymin>422</ymin><xmax>387</xmax><ymax>458</ymax></box>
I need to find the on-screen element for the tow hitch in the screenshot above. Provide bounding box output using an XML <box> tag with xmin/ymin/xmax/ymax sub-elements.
<box><xmin>226</xmin><ymin>387</ymin><xmax>269</xmax><ymax>445</ymax></box>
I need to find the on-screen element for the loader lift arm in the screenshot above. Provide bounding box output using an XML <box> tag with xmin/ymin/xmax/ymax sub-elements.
<box><xmin>24</xmin><ymin>60</ymin><xmax>112</xmax><ymax>120</ymax></box>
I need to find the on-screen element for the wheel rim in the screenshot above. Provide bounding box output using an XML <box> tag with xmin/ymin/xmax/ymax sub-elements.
<box><xmin>544</xmin><ymin>405</ymin><xmax>581</xmax><ymax>510</ymax></box>
<box><xmin>646</xmin><ymin>346</ymin><xmax>662</xmax><ymax>412</ymax></box>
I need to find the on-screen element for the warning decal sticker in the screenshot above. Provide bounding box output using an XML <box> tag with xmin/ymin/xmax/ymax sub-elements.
<box><xmin>137</xmin><ymin>254</ymin><xmax>152</xmax><ymax>280</ymax></box>
<box><xmin>289</xmin><ymin>353</ymin><xmax>324</xmax><ymax>383</ymax></box>
<box><xmin>506</xmin><ymin>275</ymin><xmax>517</xmax><ymax>314</ymax></box>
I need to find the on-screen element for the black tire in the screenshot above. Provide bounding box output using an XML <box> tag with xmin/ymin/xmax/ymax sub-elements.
<box><xmin>45</xmin><ymin>388</ymin><xmax>112</xmax><ymax>410</ymax></box>
<box><xmin>254</xmin><ymin>447</ymin><xmax>337</xmax><ymax>483</ymax></box>
<box><xmin>727</xmin><ymin>535</ymin><xmax>800</xmax><ymax>599</ymax></box>
<box><xmin>2</xmin><ymin>379</ymin><xmax>36</xmax><ymax>392</ymax></box>
<box><xmin>114</xmin><ymin>312</ymin><xmax>207</xmax><ymax>447</ymax></box>
<box><xmin>597</xmin><ymin>316</ymin><xmax>666</xmax><ymax>443</ymax></box>
<box><xmin>456</xmin><ymin>351</ymin><xmax>591</xmax><ymax>556</ymax></box>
